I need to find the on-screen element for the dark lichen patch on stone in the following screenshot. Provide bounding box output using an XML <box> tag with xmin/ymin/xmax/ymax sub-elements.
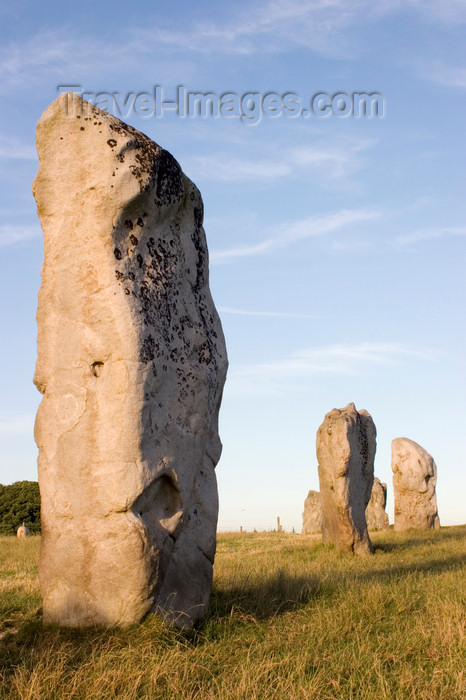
<box><xmin>106</xmin><ymin>121</ymin><xmax>223</xmax><ymax>420</ymax></box>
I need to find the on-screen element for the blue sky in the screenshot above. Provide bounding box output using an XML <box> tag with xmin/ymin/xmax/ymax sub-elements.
<box><xmin>0</xmin><ymin>0</ymin><xmax>465</xmax><ymax>531</ymax></box>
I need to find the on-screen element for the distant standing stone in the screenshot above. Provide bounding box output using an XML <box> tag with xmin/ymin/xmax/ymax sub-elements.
<box><xmin>391</xmin><ymin>438</ymin><xmax>440</xmax><ymax>531</ymax></box>
<box><xmin>365</xmin><ymin>477</ymin><xmax>389</xmax><ymax>531</ymax></box>
<box><xmin>32</xmin><ymin>94</ymin><xmax>228</xmax><ymax>628</ymax></box>
<box><xmin>317</xmin><ymin>403</ymin><xmax>375</xmax><ymax>555</ymax></box>
<box><xmin>17</xmin><ymin>523</ymin><xmax>32</xmax><ymax>537</ymax></box>
<box><xmin>302</xmin><ymin>490</ymin><xmax>322</xmax><ymax>534</ymax></box>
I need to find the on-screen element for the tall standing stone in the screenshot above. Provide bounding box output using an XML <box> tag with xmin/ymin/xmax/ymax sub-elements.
<box><xmin>32</xmin><ymin>94</ymin><xmax>228</xmax><ymax>627</ymax></box>
<box><xmin>391</xmin><ymin>438</ymin><xmax>440</xmax><ymax>531</ymax></box>
<box><xmin>317</xmin><ymin>403</ymin><xmax>375</xmax><ymax>555</ymax></box>
<box><xmin>302</xmin><ymin>490</ymin><xmax>322</xmax><ymax>534</ymax></box>
<box><xmin>365</xmin><ymin>477</ymin><xmax>389</xmax><ymax>531</ymax></box>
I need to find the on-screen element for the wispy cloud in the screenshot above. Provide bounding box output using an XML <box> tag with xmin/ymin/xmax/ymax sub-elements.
<box><xmin>0</xmin><ymin>225</ymin><xmax>42</xmax><ymax>247</ymax></box>
<box><xmin>211</xmin><ymin>208</ymin><xmax>381</xmax><ymax>263</ymax></box>
<box><xmin>218</xmin><ymin>306</ymin><xmax>317</xmax><ymax>319</ymax></box>
<box><xmin>0</xmin><ymin>30</ymin><xmax>193</xmax><ymax>94</ymax></box>
<box><xmin>0</xmin><ymin>135</ymin><xmax>36</xmax><ymax>160</ymax></box>
<box><xmin>187</xmin><ymin>139</ymin><xmax>374</xmax><ymax>186</ymax></box>
<box><xmin>422</xmin><ymin>63</ymin><xmax>466</xmax><ymax>89</ymax></box>
<box><xmin>396</xmin><ymin>226</ymin><xmax>466</xmax><ymax>244</ymax></box>
<box><xmin>137</xmin><ymin>0</ymin><xmax>466</xmax><ymax>59</ymax></box>
<box><xmin>187</xmin><ymin>155</ymin><xmax>292</xmax><ymax>182</ymax></box>
<box><xmin>226</xmin><ymin>342</ymin><xmax>434</xmax><ymax>398</ymax></box>
<box><xmin>0</xmin><ymin>411</ymin><xmax>35</xmax><ymax>436</ymax></box>
<box><xmin>2</xmin><ymin>1</ymin><xmax>465</xmax><ymax>97</ymax></box>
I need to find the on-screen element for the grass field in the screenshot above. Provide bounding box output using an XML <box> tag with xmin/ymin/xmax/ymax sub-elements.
<box><xmin>0</xmin><ymin>526</ymin><xmax>465</xmax><ymax>699</ymax></box>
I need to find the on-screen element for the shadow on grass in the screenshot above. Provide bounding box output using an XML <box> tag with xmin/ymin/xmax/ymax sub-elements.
<box><xmin>208</xmin><ymin>570</ymin><xmax>326</xmax><ymax>623</ymax></box>
<box><xmin>373</xmin><ymin>526</ymin><xmax>466</xmax><ymax>553</ymax></box>
<box><xmin>1</xmin><ymin>528</ymin><xmax>464</xmax><ymax>661</ymax></box>
<box><xmin>355</xmin><ymin>553</ymin><xmax>466</xmax><ymax>584</ymax></box>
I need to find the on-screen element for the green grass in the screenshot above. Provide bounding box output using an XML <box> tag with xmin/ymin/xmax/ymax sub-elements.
<box><xmin>0</xmin><ymin>527</ymin><xmax>465</xmax><ymax>699</ymax></box>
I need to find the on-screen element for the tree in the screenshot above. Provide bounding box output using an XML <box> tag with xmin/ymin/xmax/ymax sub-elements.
<box><xmin>0</xmin><ymin>481</ymin><xmax>41</xmax><ymax>535</ymax></box>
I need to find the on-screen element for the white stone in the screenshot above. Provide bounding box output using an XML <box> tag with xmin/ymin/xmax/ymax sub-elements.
<box><xmin>317</xmin><ymin>403</ymin><xmax>375</xmax><ymax>555</ymax></box>
<box><xmin>301</xmin><ymin>490</ymin><xmax>322</xmax><ymax>534</ymax></box>
<box><xmin>17</xmin><ymin>524</ymin><xmax>32</xmax><ymax>537</ymax></box>
<box><xmin>391</xmin><ymin>438</ymin><xmax>440</xmax><ymax>531</ymax></box>
<box><xmin>365</xmin><ymin>477</ymin><xmax>389</xmax><ymax>531</ymax></box>
<box><xmin>33</xmin><ymin>94</ymin><xmax>228</xmax><ymax>627</ymax></box>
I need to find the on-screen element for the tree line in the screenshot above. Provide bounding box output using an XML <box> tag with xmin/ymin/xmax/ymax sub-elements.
<box><xmin>0</xmin><ymin>481</ymin><xmax>41</xmax><ymax>535</ymax></box>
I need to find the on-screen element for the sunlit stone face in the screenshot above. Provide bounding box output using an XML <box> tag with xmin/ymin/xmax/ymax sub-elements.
<box><xmin>33</xmin><ymin>94</ymin><xmax>227</xmax><ymax>627</ymax></box>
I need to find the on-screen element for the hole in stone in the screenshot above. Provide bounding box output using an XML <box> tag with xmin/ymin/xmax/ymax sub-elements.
<box><xmin>132</xmin><ymin>473</ymin><xmax>183</xmax><ymax>539</ymax></box>
<box><xmin>91</xmin><ymin>361</ymin><xmax>104</xmax><ymax>377</ymax></box>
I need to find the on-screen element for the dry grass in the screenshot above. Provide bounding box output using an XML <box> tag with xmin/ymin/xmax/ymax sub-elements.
<box><xmin>0</xmin><ymin>526</ymin><xmax>465</xmax><ymax>699</ymax></box>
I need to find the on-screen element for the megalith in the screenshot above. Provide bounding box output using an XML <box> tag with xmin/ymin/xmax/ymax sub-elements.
<box><xmin>317</xmin><ymin>403</ymin><xmax>375</xmax><ymax>555</ymax></box>
<box><xmin>32</xmin><ymin>94</ymin><xmax>228</xmax><ymax>627</ymax></box>
<box><xmin>365</xmin><ymin>477</ymin><xmax>389</xmax><ymax>531</ymax></box>
<box><xmin>302</xmin><ymin>490</ymin><xmax>322</xmax><ymax>534</ymax></box>
<box><xmin>391</xmin><ymin>438</ymin><xmax>440</xmax><ymax>531</ymax></box>
<box><xmin>17</xmin><ymin>523</ymin><xmax>32</xmax><ymax>537</ymax></box>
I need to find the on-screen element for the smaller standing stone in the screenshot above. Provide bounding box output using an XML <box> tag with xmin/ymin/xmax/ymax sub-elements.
<box><xmin>317</xmin><ymin>403</ymin><xmax>375</xmax><ymax>555</ymax></box>
<box><xmin>392</xmin><ymin>438</ymin><xmax>440</xmax><ymax>531</ymax></box>
<box><xmin>302</xmin><ymin>490</ymin><xmax>322</xmax><ymax>534</ymax></box>
<box><xmin>17</xmin><ymin>523</ymin><xmax>32</xmax><ymax>537</ymax></box>
<box><xmin>365</xmin><ymin>477</ymin><xmax>389</xmax><ymax>531</ymax></box>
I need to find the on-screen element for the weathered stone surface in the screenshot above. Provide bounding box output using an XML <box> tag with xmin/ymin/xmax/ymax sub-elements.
<box><xmin>391</xmin><ymin>438</ymin><xmax>440</xmax><ymax>531</ymax></box>
<box><xmin>17</xmin><ymin>524</ymin><xmax>32</xmax><ymax>537</ymax></box>
<box><xmin>301</xmin><ymin>490</ymin><xmax>322</xmax><ymax>534</ymax></box>
<box><xmin>32</xmin><ymin>94</ymin><xmax>228</xmax><ymax>628</ymax></box>
<box><xmin>317</xmin><ymin>403</ymin><xmax>375</xmax><ymax>555</ymax></box>
<box><xmin>365</xmin><ymin>477</ymin><xmax>389</xmax><ymax>531</ymax></box>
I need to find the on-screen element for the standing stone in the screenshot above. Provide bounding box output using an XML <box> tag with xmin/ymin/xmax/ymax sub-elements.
<box><xmin>365</xmin><ymin>477</ymin><xmax>389</xmax><ymax>531</ymax></box>
<box><xmin>391</xmin><ymin>438</ymin><xmax>440</xmax><ymax>531</ymax></box>
<box><xmin>302</xmin><ymin>490</ymin><xmax>322</xmax><ymax>534</ymax></box>
<box><xmin>17</xmin><ymin>523</ymin><xmax>32</xmax><ymax>537</ymax></box>
<box><xmin>317</xmin><ymin>403</ymin><xmax>375</xmax><ymax>555</ymax></box>
<box><xmin>32</xmin><ymin>94</ymin><xmax>228</xmax><ymax>628</ymax></box>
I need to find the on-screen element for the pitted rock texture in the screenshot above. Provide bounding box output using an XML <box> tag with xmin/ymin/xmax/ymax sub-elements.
<box><xmin>365</xmin><ymin>477</ymin><xmax>389</xmax><ymax>531</ymax></box>
<box><xmin>302</xmin><ymin>490</ymin><xmax>322</xmax><ymax>534</ymax></box>
<box><xmin>32</xmin><ymin>94</ymin><xmax>228</xmax><ymax>628</ymax></box>
<box><xmin>317</xmin><ymin>403</ymin><xmax>375</xmax><ymax>555</ymax></box>
<box><xmin>391</xmin><ymin>438</ymin><xmax>440</xmax><ymax>531</ymax></box>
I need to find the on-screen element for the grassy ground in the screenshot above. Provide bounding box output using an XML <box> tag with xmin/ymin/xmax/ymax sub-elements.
<box><xmin>0</xmin><ymin>526</ymin><xmax>465</xmax><ymax>699</ymax></box>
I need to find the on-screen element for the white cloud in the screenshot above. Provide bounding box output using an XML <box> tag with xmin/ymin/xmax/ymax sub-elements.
<box><xmin>396</xmin><ymin>226</ymin><xmax>466</xmax><ymax>244</ymax></box>
<box><xmin>0</xmin><ymin>135</ymin><xmax>36</xmax><ymax>160</ymax></box>
<box><xmin>136</xmin><ymin>1</ymin><xmax>372</xmax><ymax>58</ymax></box>
<box><xmin>211</xmin><ymin>208</ymin><xmax>381</xmax><ymax>263</ymax></box>
<box><xmin>185</xmin><ymin>155</ymin><xmax>292</xmax><ymax>182</ymax></box>
<box><xmin>185</xmin><ymin>137</ymin><xmax>374</xmax><ymax>186</ymax></box>
<box><xmin>226</xmin><ymin>342</ymin><xmax>433</xmax><ymax>397</ymax></box>
<box><xmin>137</xmin><ymin>0</ymin><xmax>466</xmax><ymax>59</ymax></box>
<box><xmin>218</xmin><ymin>306</ymin><xmax>317</xmax><ymax>319</ymax></box>
<box><xmin>1</xmin><ymin>1</ymin><xmax>464</xmax><ymax>97</ymax></box>
<box><xmin>0</xmin><ymin>411</ymin><xmax>35</xmax><ymax>436</ymax></box>
<box><xmin>0</xmin><ymin>225</ymin><xmax>42</xmax><ymax>247</ymax></box>
<box><xmin>0</xmin><ymin>30</ymin><xmax>194</xmax><ymax>93</ymax></box>
<box><xmin>423</xmin><ymin>63</ymin><xmax>466</xmax><ymax>89</ymax></box>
